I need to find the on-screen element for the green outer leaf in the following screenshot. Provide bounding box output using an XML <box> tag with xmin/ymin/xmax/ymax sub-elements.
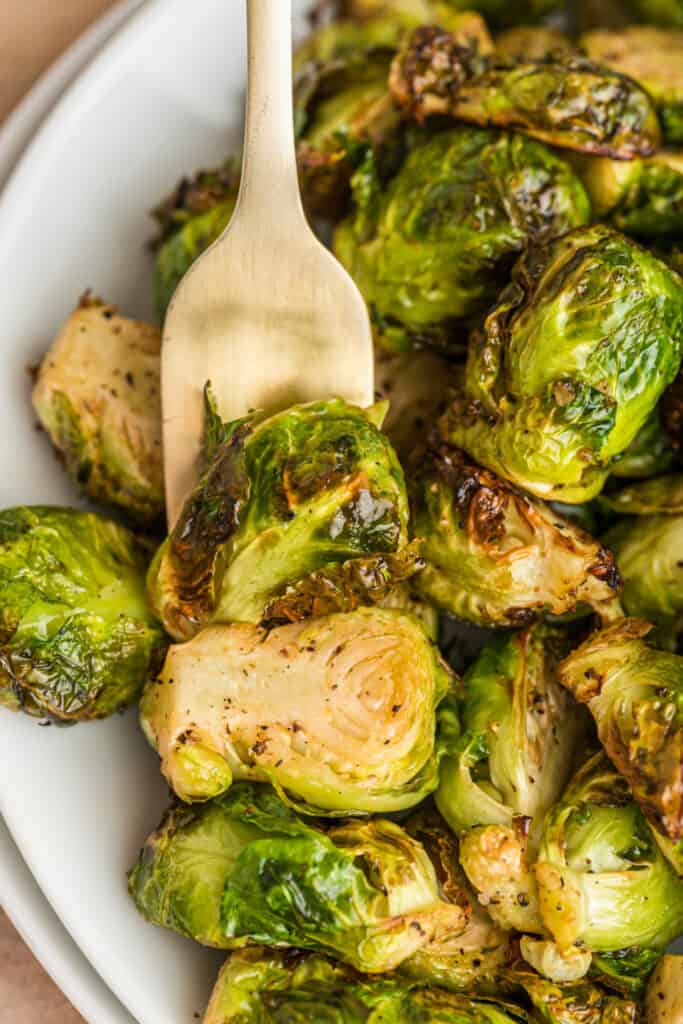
<box><xmin>0</xmin><ymin>506</ymin><xmax>164</xmax><ymax>720</ymax></box>
<box><xmin>589</xmin><ymin>947</ymin><xmax>662</xmax><ymax>999</ymax></box>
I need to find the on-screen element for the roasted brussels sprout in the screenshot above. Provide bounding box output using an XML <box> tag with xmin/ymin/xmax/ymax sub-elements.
<box><xmin>436</xmin><ymin>624</ymin><xmax>585</xmax><ymax>932</ymax></box>
<box><xmin>140</xmin><ymin>607</ymin><xmax>451</xmax><ymax>811</ymax></box>
<box><xmin>149</xmin><ymin>398</ymin><xmax>409</xmax><ymax>641</ymax></box>
<box><xmin>494</xmin><ymin>28</ymin><xmax>577</xmax><ymax>62</ymax></box>
<box><xmin>570</xmin><ymin>151</ymin><xmax>683</xmax><ymax>242</ymax></box>
<box><xmin>203</xmin><ymin>947</ymin><xmax>529</xmax><ymax>1024</ymax></box>
<box><xmin>442</xmin><ymin>226</ymin><xmax>683</xmax><ymax>503</ymax></box>
<box><xmin>32</xmin><ymin>295</ymin><xmax>163</xmax><ymax>524</ymax></box>
<box><xmin>152</xmin><ymin>163</ymin><xmax>240</xmax><ymax>319</ymax></box>
<box><xmin>509</xmin><ymin>963</ymin><xmax>640</xmax><ymax>1024</ymax></box>
<box><xmin>590</xmin><ymin>947</ymin><xmax>663</xmax><ymax>999</ymax></box>
<box><xmin>0</xmin><ymin>507</ymin><xmax>164</xmax><ymax>720</ymax></box>
<box><xmin>645</xmin><ymin>955</ymin><xmax>683</xmax><ymax>1024</ymax></box>
<box><xmin>602</xmin><ymin>516</ymin><xmax>683</xmax><ymax>647</ymax></box>
<box><xmin>601</xmin><ymin>474</ymin><xmax>683</xmax><ymax>515</ymax></box>
<box><xmin>558</xmin><ymin>620</ymin><xmax>683</xmax><ymax>840</ymax></box>
<box><xmin>610</xmin><ymin>411</ymin><xmax>676</xmax><ymax>480</ymax></box>
<box><xmin>411</xmin><ymin>443</ymin><xmax>622</xmax><ymax>627</ymax></box>
<box><xmin>129</xmin><ymin>782</ymin><xmax>467</xmax><ymax>971</ymax></box>
<box><xmin>390</xmin><ymin>28</ymin><xmax>660</xmax><ymax>158</ymax></box>
<box><xmin>535</xmin><ymin>752</ymin><xmax>683</xmax><ymax>953</ymax></box>
<box><xmin>581</xmin><ymin>28</ymin><xmax>683</xmax><ymax>145</ymax></box>
<box><xmin>334</xmin><ymin>127</ymin><xmax>591</xmax><ymax>352</ymax></box>
<box><xmin>401</xmin><ymin>811</ymin><xmax>513</xmax><ymax>992</ymax></box>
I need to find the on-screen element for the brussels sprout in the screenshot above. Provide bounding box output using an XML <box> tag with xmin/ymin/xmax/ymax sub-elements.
<box><xmin>609</xmin><ymin>411</ymin><xmax>676</xmax><ymax>480</ymax></box>
<box><xmin>31</xmin><ymin>295</ymin><xmax>163</xmax><ymax>524</ymax></box>
<box><xmin>140</xmin><ymin>607</ymin><xmax>451</xmax><ymax>811</ymax></box>
<box><xmin>203</xmin><ymin>947</ymin><xmax>529</xmax><ymax>1024</ymax></box>
<box><xmin>0</xmin><ymin>507</ymin><xmax>164</xmax><ymax>720</ymax></box>
<box><xmin>494</xmin><ymin>28</ymin><xmax>578</xmax><ymax>62</ymax></box>
<box><xmin>442</xmin><ymin>226</ymin><xmax>683</xmax><ymax>503</ymax></box>
<box><xmin>535</xmin><ymin>752</ymin><xmax>683</xmax><ymax>953</ymax></box>
<box><xmin>334</xmin><ymin>127</ymin><xmax>591</xmax><ymax>353</ymax></box>
<box><xmin>411</xmin><ymin>444</ymin><xmax>622</xmax><ymax>626</ymax></box>
<box><xmin>623</xmin><ymin>0</ymin><xmax>683</xmax><ymax>27</ymax></box>
<box><xmin>581</xmin><ymin>28</ymin><xmax>683</xmax><ymax>145</ymax></box>
<box><xmin>152</xmin><ymin>163</ymin><xmax>240</xmax><ymax>319</ymax></box>
<box><xmin>129</xmin><ymin>783</ymin><xmax>468</xmax><ymax>971</ymax></box>
<box><xmin>645</xmin><ymin>956</ymin><xmax>683</xmax><ymax>1024</ymax></box>
<box><xmin>390</xmin><ymin>28</ymin><xmax>660</xmax><ymax>158</ymax></box>
<box><xmin>399</xmin><ymin>810</ymin><xmax>513</xmax><ymax>992</ymax></box>
<box><xmin>602</xmin><ymin>516</ymin><xmax>683</xmax><ymax>647</ymax></box>
<box><xmin>570</xmin><ymin>151</ymin><xmax>683</xmax><ymax>242</ymax></box>
<box><xmin>601</xmin><ymin>474</ymin><xmax>683</xmax><ymax>515</ymax></box>
<box><xmin>509</xmin><ymin>962</ymin><xmax>640</xmax><ymax>1024</ymax></box>
<box><xmin>436</xmin><ymin>624</ymin><xmax>586</xmax><ymax>932</ymax></box>
<box><xmin>149</xmin><ymin>398</ymin><xmax>409</xmax><ymax>641</ymax></box>
<box><xmin>590</xmin><ymin>947</ymin><xmax>663</xmax><ymax>999</ymax></box>
<box><xmin>374</xmin><ymin>346</ymin><xmax>463</xmax><ymax>457</ymax></box>
<box><xmin>558</xmin><ymin>620</ymin><xmax>683</xmax><ymax>840</ymax></box>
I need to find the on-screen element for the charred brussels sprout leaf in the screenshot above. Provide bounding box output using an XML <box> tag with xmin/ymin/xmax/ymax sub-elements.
<box><xmin>152</xmin><ymin>163</ymin><xmax>240</xmax><ymax>319</ymax></box>
<box><xmin>535</xmin><ymin>752</ymin><xmax>683</xmax><ymax>953</ymax></box>
<box><xmin>602</xmin><ymin>516</ymin><xmax>683</xmax><ymax>647</ymax></box>
<box><xmin>570</xmin><ymin>151</ymin><xmax>683</xmax><ymax>242</ymax></box>
<box><xmin>442</xmin><ymin>226</ymin><xmax>683</xmax><ymax>502</ymax></box>
<box><xmin>411</xmin><ymin>444</ymin><xmax>621</xmax><ymax>626</ymax></box>
<box><xmin>0</xmin><ymin>507</ymin><xmax>164</xmax><ymax>720</ymax></box>
<box><xmin>139</xmin><ymin>608</ymin><xmax>451</xmax><ymax>812</ymax></box>
<box><xmin>436</xmin><ymin>623</ymin><xmax>585</xmax><ymax>933</ymax></box>
<box><xmin>129</xmin><ymin>782</ymin><xmax>468</xmax><ymax>971</ymax></box>
<box><xmin>390</xmin><ymin>28</ymin><xmax>660</xmax><ymax>158</ymax></box>
<box><xmin>334</xmin><ymin>127</ymin><xmax>590</xmax><ymax>352</ymax></box>
<box><xmin>149</xmin><ymin>398</ymin><xmax>409</xmax><ymax>640</ymax></box>
<box><xmin>582</xmin><ymin>28</ymin><xmax>683</xmax><ymax>145</ymax></box>
<box><xmin>558</xmin><ymin>620</ymin><xmax>683</xmax><ymax>841</ymax></box>
<box><xmin>32</xmin><ymin>296</ymin><xmax>164</xmax><ymax>524</ymax></box>
<box><xmin>508</xmin><ymin>964</ymin><xmax>640</xmax><ymax>1024</ymax></box>
<box><xmin>203</xmin><ymin>947</ymin><xmax>530</xmax><ymax>1024</ymax></box>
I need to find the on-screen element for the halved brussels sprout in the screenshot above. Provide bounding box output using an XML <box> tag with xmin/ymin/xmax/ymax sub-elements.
<box><xmin>442</xmin><ymin>226</ymin><xmax>683</xmax><ymax>503</ymax></box>
<box><xmin>390</xmin><ymin>28</ymin><xmax>660</xmax><ymax>158</ymax></box>
<box><xmin>411</xmin><ymin>443</ymin><xmax>622</xmax><ymax>626</ymax></box>
<box><xmin>494</xmin><ymin>27</ymin><xmax>577</xmax><ymax>62</ymax></box>
<box><xmin>149</xmin><ymin>398</ymin><xmax>409</xmax><ymax>641</ymax></box>
<box><xmin>334</xmin><ymin>127</ymin><xmax>591</xmax><ymax>352</ymax></box>
<box><xmin>570</xmin><ymin>151</ymin><xmax>683</xmax><ymax>241</ymax></box>
<box><xmin>152</xmin><ymin>163</ymin><xmax>240</xmax><ymax>319</ymax></box>
<box><xmin>436</xmin><ymin>624</ymin><xmax>586</xmax><ymax>932</ymax></box>
<box><xmin>140</xmin><ymin>607</ymin><xmax>451</xmax><ymax>812</ymax></box>
<box><xmin>558</xmin><ymin>620</ymin><xmax>683</xmax><ymax>840</ymax></box>
<box><xmin>31</xmin><ymin>295</ymin><xmax>163</xmax><ymax>524</ymax></box>
<box><xmin>509</xmin><ymin>962</ymin><xmax>640</xmax><ymax>1024</ymax></box>
<box><xmin>0</xmin><ymin>507</ymin><xmax>164</xmax><ymax>720</ymax></box>
<box><xmin>601</xmin><ymin>474</ymin><xmax>683</xmax><ymax>515</ymax></box>
<box><xmin>535</xmin><ymin>752</ymin><xmax>683</xmax><ymax>953</ymax></box>
<box><xmin>645</xmin><ymin>956</ymin><xmax>683</xmax><ymax>1024</ymax></box>
<box><xmin>581</xmin><ymin>28</ymin><xmax>683</xmax><ymax>145</ymax></box>
<box><xmin>602</xmin><ymin>516</ymin><xmax>683</xmax><ymax>647</ymax></box>
<box><xmin>203</xmin><ymin>947</ymin><xmax>529</xmax><ymax>1024</ymax></box>
<box><xmin>129</xmin><ymin>782</ymin><xmax>467</xmax><ymax>972</ymax></box>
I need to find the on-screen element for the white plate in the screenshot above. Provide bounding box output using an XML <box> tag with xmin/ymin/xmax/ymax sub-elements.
<box><xmin>0</xmin><ymin>2</ymin><xmax>311</xmax><ymax>1022</ymax></box>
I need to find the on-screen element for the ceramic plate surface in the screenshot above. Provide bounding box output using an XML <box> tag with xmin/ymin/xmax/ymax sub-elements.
<box><xmin>0</xmin><ymin>2</ymin><xmax>311</xmax><ymax>1021</ymax></box>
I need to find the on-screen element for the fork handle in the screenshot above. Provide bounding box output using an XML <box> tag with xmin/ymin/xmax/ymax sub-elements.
<box><xmin>235</xmin><ymin>0</ymin><xmax>305</xmax><ymax>227</ymax></box>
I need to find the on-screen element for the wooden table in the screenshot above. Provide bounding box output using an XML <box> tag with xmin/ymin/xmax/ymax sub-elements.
<box><xmin>0</xmin><ymin>6</ymin><xmax>120</xmax><ymax>1018</ymax></box>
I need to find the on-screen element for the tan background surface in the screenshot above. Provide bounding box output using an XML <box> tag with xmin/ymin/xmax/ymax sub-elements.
<box><xmin>0</xmin><ymin>6</ymin><xmax>120</xmax><ymax>1020</ymax></box>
